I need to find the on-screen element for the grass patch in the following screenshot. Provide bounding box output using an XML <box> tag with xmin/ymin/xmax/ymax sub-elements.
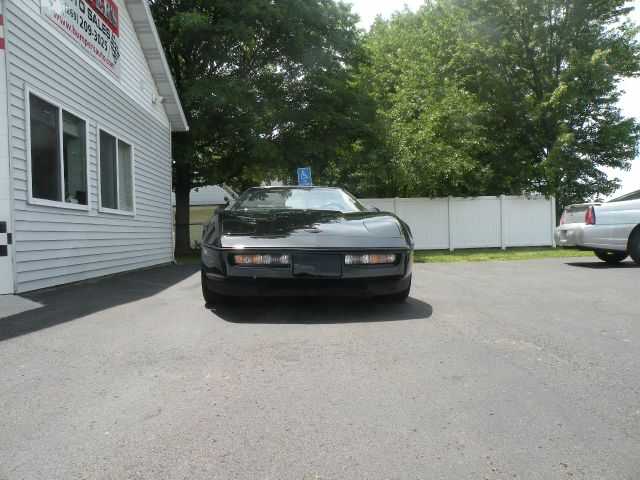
<box><xmin>413</xmin><ymin>247</ymin><xmax>593</xmax><ymax>263</ymax></box>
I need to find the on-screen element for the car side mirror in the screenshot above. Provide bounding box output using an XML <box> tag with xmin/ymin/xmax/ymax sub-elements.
<box><xmin>366</xmin><ymin>205</ymin><xmax>380</xmax><ymax>213</ymax></box>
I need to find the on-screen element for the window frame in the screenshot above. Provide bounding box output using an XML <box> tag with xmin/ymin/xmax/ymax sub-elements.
<box><xmin>25</xmin><ymin>86</ymin><xmax>91</xmax><ymax>211</ymax></box>
<box><xmin>96</xmin><ymin>125</ymin><xmax>136</xmax><ymax>216</ymax></box>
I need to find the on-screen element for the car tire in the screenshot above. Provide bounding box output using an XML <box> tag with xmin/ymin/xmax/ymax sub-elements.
<box><xmin>377</xmin><ymin>279</ymin><xmax>411</xmax><ymax>303</ymax></box>
<box><xmin>593</xmin><ymin>250</ymin><xmax>628</xmax><ymax>264</ymax></box>
<box><xmin>629</xmin><ymin>231</ymin><xmax>640</xmax><ymax>265</ymax></box>
<box><xmin>201</xmin><ymin>266</ymin><xmax>230</xmax><ymax>305</ymax></box>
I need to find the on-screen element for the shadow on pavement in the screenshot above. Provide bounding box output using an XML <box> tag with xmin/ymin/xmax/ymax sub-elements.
<box><xmin>565</xmin><ymin>261</ymin><xmax>639</xmax><ymax>269</ymax></box>
<box><xmin>210</xmin><ymin>296</ymin><xmax>433</xmax><ymax>324</ymax></box>
<box><xmin>0</xmin><ymin>265</ymin><xmax>199</xmax><ymax>342</ymax></box>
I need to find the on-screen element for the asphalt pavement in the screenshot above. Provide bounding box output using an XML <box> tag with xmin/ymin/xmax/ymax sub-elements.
<box><xmin>0</xmin><ymin>257</ymin><xmax>638</xmax><ymax>479</ymax></box>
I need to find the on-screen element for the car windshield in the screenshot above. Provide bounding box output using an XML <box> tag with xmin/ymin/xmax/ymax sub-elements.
<box><xmin>231</xmin><ymin>187</ymin><xmax>366</xmax><ymax>213</ymax></box>
<box><xmin>608</xmin><ymin>189</ymin><xmax>640</xmax><ymax>202</ymax></box>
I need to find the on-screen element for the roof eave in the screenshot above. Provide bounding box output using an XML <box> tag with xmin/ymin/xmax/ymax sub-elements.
<box><xmin>125</xmin><ymin>0</ymin><xmax>189</xmax><ymax>132</ymax></box>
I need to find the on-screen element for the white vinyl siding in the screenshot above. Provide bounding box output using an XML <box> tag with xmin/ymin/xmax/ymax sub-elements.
<box><xmin>6</xmin><ymin>0</ymin><xmax>175</xmax><ymax>292</ymax></box>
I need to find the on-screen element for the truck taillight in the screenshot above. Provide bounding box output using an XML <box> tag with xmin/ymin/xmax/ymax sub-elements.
<box><xmin>559</xmin><ymin>211</ymin><xmax>566</xmax><ymax>225</ymax></box>
<box><xmin>585</xmin><ymin>206</ymin><xmax>596</xmax><ymax>225</ymax></box>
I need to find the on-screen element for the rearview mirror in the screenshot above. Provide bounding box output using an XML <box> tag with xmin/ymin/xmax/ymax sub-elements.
<box><xmin>366</xmin><ymin>205</ymin><xmax>380</xmax><ymax>213</ymax></box>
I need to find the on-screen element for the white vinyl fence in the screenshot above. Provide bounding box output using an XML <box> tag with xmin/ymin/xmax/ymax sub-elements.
<box><xmin>360</xmin><ymin>196</ymin><xmax>556</xmax><ymax>251</ymax></box>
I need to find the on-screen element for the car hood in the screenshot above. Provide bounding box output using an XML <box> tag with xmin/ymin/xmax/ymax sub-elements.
<box><xmin>214</xmin><ymin>209</ymin><xmax>411</xmax><ymax>249</ymax></box>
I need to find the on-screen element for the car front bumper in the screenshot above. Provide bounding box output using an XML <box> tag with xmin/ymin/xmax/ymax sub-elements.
<box><xmin>202</xmin><ymin>246</ymin><xmax>413</xmax><ymax>297</ymax></box>
<box><xmin>203</xmin><ymin>273</ymin><xmax>412</xmax><ymax>297</ymax></box>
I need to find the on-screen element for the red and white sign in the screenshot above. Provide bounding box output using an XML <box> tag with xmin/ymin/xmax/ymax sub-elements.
<box><xmin>41</xmin><ymin>0</ymin><xmax>121</xmax><ymax>75</ymax></box>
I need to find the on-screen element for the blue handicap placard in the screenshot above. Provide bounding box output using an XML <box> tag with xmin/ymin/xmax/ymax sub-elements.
<box><xmin>297</xmin><ymin>167</ymin><xmax>312</xmax><ymax>186</ymax></box>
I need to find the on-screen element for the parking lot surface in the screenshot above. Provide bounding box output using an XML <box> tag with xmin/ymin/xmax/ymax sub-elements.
<box><xmin>1</xmin><ymin>258</ymin><xmax>639</xmax><ymax>479</ymax></box>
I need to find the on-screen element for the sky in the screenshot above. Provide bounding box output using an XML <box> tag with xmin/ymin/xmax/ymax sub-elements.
<box><xmin>347</xmin><ymin>0</ymin><xmax>640</xmax><ymax>197</ymax></box>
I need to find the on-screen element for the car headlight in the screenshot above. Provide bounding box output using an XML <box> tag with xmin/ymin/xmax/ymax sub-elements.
<box><xmin>233</xmin><ymin>254</ymin><xmax>291</xmax><ymax>266</ymax></box>
<box><xmin>344</xmin><ymin>253</ymin><xmax>397</xmax><ymax>265</ymax></box>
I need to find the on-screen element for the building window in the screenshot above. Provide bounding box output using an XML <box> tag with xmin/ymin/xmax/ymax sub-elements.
<box><xmin>28</xmin><ymin>93</ymin><xmax>88</xmax><ymax>206</ymax></box>
<box><xmin>99</xmin><ymin>130</ymin><xmax>134</xmax><ymax>213</ymax></box>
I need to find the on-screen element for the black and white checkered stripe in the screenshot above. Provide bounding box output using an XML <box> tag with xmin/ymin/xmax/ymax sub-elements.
<box><xmin>0</xmin><ymin>221</ymin><xmax>11</xmax><ymax>257</ymax></box>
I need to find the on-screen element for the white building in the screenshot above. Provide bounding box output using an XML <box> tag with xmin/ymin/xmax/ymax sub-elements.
<box><xmin>0</xmin><ymin>0</ymin><xmax>188</xmax><ymax>294</ymax></box>
<box><xmin>171</xmin><ymin>185</ymin><xmax>237</xmax><ymax>248</ymax></box>
<box><xmin>170</xmin><ymin>185</ymin><xmax>236</xmax><ymax>210</ymax></box>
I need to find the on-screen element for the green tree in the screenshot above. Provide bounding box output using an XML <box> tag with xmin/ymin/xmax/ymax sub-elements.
<box><xmin>452</xmin><ymin>0</ymin><xmax>640</xmax><ymax>210</ymax></box>
<box><xmin>339</xmin><ymin>7</ymin><xmax>513</xmax><ymax>198</ymax></box>
<box><xmin>353</xmin><ymin>1</ymin><xmax>639</xmax><ymax>208</ymax></box>
<box><xmin>150</xmin><ymin>0</ymin><xmax>374</xmax><ymax>253</ymax></box>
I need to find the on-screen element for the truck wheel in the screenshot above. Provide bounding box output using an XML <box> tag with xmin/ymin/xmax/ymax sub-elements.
<box><xmin>629</xmin><ymin>231</ymin><xmax>640</xmax><ymax>265</ymax></box>
<box><xmin>594</xmin><ymin>250</ymin><xmax>628</xmax><ymax>264</ymax></box>
<box><xmin>201</xmin><ymin>266</ymin><xmax>230</xmax><ymax>305</ymax></box>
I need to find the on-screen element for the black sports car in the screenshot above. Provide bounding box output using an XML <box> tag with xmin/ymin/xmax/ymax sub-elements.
<box><xmin>200</xmin><ymin>186</ymin><xmax>414</xmax><ymax>304</ymax></box>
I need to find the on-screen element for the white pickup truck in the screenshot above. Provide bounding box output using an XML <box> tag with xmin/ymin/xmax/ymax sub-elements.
<box><xmin>554</xmin><ymin>189</ymin><xmax>640</xmax><ymax>264</ymax></box>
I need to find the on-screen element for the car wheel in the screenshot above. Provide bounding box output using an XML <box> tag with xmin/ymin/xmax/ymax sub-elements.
<box><xmin>201</xmin><ymin>266</ymin><xmax>230</xmax><ymax>305</ymax></box>
<box><xmin>377</xmin><ymin>279</ymin><xmax>411</xmax><ymax>303</ymax></box>
<box><xmin>629</xmin><ymin>231</ymin><xmax>640</xmax><ymax>265</ymax></box>
<box><xmin>593</xmin><ymin>250</ymin><xmax>628</xmax><ymax>264</ymax></box>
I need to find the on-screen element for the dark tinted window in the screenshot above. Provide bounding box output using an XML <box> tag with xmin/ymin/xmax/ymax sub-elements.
<box><xmin>30</xmin><ymin>95</ymin><xmax>61</xmax><ymax>201</ymax></box>
<box><xmin>29</xmin><ymin>94</ymin><xmax>88</xmax><ymax>205</ymax></box>
<box><xmin>62</xmin><ymin>111</ymin><xmax>87</xmax><ymax>205</ymax></box>
<box><xmin>100</xmin><ymin>131</ymin><xmax>118</xmax><ymax>210</ymax></box>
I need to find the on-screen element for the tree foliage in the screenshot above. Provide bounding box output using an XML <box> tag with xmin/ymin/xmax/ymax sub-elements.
<box><xmin>344</xmin><ymin>0</ymin><xmax>640</xmax><ymax>207</ymax></box>
<box><xmin>150</xmin><ymin>0</ymin><xmax>375</xmax><ymax>253</ymax></box>
<box><xmin>151</xmin><ymin>0</ymin><xmax>640</xmax><ymax>249</ymax></box>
